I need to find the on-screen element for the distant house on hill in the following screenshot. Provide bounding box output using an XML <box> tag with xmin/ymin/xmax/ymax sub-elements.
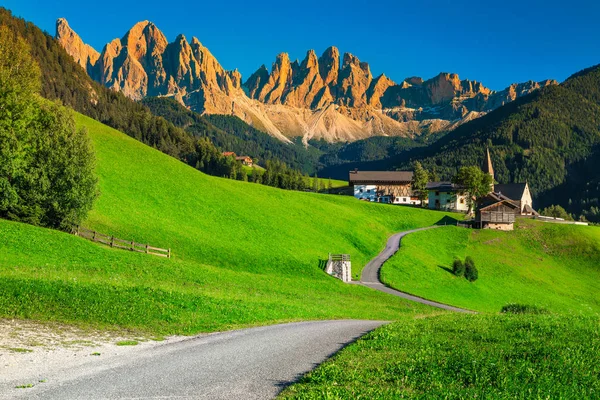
<box><xmin>426</xmin><ymin>182</ymin><xmax>469</xmax><ymax>212</ymax></box>
<box><xmin>222</xmin><ymin>152</ymin><xmax>254</xmax><ymax>167</ymax></box>
<box><xmin>348</xmin><ymin>170</ymin><xmax>420</xmax><ymax>205</ymax></box>
<box><xmin>235</xmin><ymin>156</ymin><xmax>253</xmax><ymax>167</ymax></box>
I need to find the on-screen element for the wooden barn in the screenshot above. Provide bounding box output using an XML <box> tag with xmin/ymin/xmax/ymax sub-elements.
<box><xmin>475</xmin><ymin>193</ymin><xmax>520</xmax><ymax>231</ymax></box>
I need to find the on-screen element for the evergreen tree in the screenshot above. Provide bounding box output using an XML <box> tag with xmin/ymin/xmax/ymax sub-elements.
<box><xmin>412</xmin><ymin>161</ymin><xmax>429</xmax><ymax>206</ymax></box>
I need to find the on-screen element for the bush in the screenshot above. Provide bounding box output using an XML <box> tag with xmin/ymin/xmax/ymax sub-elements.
<box><xmin>452</xmin><ymin>258</ymin><xmax>465</xmax><ymax>277</ymax></box>
<box><xmin>501</xmin><ymin>304</ymin><xmax>549</xmax><ymax>314</ymax></box>
<box><xmin>464</xmin><ymin>256</ymin><xmax>478</xmax><ymax>282</ymax></box>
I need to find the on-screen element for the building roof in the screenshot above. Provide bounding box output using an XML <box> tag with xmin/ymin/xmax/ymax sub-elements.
<box><xmin>348</xmin><ymin>170</ymin><xmax>413</xmax><ymax>184</ymax></box>
<box><xmin>426</xmin><ymin>182</ymin><xmax>463</xmax><ymax>192</ymax></box>
<box><xmin>494</xmin><ymin>183</ymin><xmax>527</xmax><ymax>201</ymax></box>
<box><xmin>478</xmin><ymin>193</ymin><xmax>519</xmax><ymax>210</ymax></box>
<box><xmin>222</xmin><ymin>151</ymin><xmax>236</xmax><ymax>157</ymax></box>
<box><xmin>235</xmin><ymin>156</ymin><xmax>252</xmax><ymax>161</ymax></box>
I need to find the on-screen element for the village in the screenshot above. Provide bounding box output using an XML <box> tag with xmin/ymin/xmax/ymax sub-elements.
<box><xmin>349</xmin><ymin>148</ymin><xmax>537</xmax><ymax>231</ymax></box>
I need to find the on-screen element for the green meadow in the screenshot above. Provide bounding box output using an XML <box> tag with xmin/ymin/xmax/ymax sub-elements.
<box><xmin>281</xmin><ymin>313</ymin><xmax>600</xmax><ymax>399</ymax></box>
<box><xmin>380</xmin><ymin>220</ymin><xmax>600</xmax><ymax>314</ymax></box>
<box><xmin>0</xmin><ymin>113</ymin><xmax>458</xmax><ymax>334</ymax></box>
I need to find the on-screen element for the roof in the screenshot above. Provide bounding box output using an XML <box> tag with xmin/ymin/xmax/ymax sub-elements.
<box><xmin>494</xmin><ymin>183</ymin><xmax>527</xmax><ymax>201</ymax></box>
<box><xmin>478</xmin><ymin>193</ymin><xmax>519</xmax><ymax>210</ymax></box>
<box><xmin>426</xmin><ymin>182</ymin><xmax>463</xmax><ymax>192</ymax></box>
<box><xmin>235</xmin><ymin>156</ymin><xmax>252</xmax><ymax>161</ymax></box>
<box><xmin>222</xmin><ymin>151</ymin><xmax>236</xmax><ymax>157</ymax></box>
<box><xmin>523</xmin><ymin>204</ymin><xmax>539</xmax><ymax>215</ymax></box>
<box><xmin>348</xmin><ymin>170</ymin><xmax>413</xmax><ymax>184</ymax></box>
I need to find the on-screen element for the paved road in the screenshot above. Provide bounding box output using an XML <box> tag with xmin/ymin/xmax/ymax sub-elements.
<box><xmin>7</xmin><ymin>320</ymin><xmax>384</xmax><ymax>400</ymax></box>
<box><xmin>360</xmin><ymin>226</ymin><xmax>476</xmax><ymax>314</ymax></box>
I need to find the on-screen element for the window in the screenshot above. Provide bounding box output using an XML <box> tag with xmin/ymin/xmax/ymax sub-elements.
<box><xmin>447</xmin><ymin>199</ymin><xmax>451</xmax><ymax>203</ymax></box>
<box><xmin>403</xmin><ymin>198</ymin><xmax>407</xmax><ymax>202</ymax></box>
<box><xmin>460</xmin><ymin>198</ymin><xmax>465</xmax><ymax>204</ymax></box>
<box><xmin>359</xmin><ymin>189</ymin><xmax>363</xmax><ymax>193</ymax></box>
<box><xmin>435</xmin><ymin>191</ymin><xmax>440</xmax><ymax>196</ymax></box>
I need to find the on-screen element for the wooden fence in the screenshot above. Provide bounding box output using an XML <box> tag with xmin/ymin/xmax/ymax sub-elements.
<box><xmin>75</xmin><ymin>227</ymin><xmax>171</xmax><ymax>258</ymax></box>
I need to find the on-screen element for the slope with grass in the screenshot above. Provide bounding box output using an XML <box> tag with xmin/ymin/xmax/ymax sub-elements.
<box><xmin>379</xmin><ymin>220</ymin><xmax>600</xmax><ymax>314</ymax></box>
<box><xmin>280</xmin><ymin>313</ymin><xmax>600</xmax><ymax>399</ymax></box>
<box><xmin>0</xmin><ymin>112</ymin><xmax>460</xmax><ymax>334</ymax></box>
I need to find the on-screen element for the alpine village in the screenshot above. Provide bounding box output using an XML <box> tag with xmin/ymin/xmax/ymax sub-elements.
<box><xmin>0</xmin><ymin>3</ymin><xmax>599</xmax><ymax>399</ymax></box>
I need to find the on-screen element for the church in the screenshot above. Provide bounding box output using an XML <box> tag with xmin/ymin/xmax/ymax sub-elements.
<box><xmin>475</xmin><ymin>148</ymin><xmax>538</xmax><ymax>230</ymax></box>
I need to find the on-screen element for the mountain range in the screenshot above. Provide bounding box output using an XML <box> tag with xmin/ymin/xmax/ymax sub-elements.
<box><xmin>56</xmin><ymin>18</ymin><xmax>557</xmax><ymax>143</ymax></box>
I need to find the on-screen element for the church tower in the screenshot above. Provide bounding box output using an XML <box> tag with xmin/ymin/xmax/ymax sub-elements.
<box><xmin>482</xmin><ymin>147</ymin><xmax>494</xmax><ymax>180</ymax></box>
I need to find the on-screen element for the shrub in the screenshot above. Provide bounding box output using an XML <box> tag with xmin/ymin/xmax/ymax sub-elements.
<box><xmin>501</xmin><ymin>304</ymin><xmax>549</xmax><ymax>314</ymax></box>
<box><xmin>464</xmin><ymin>256</ymin><xmax>478</xmax><ymax>282</ymax></box>
<box><xmin>452</xmin><ymin>258</ymin><xmax>465</xmax><ymax>277</ymax></box>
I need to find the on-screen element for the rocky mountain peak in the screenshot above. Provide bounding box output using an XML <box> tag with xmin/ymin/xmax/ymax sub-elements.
<box><xmin>55</xmin><ymin>18</ymin><xmax>100</xmax><ymax>75</ymax></box>
<box><xmin>319</xmin><ymin>46</ymin><xmax>340</xmax><ymax>87</ymax></box>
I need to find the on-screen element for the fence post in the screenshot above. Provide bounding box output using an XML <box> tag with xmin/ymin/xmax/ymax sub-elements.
<box><xmin>146</xmin><ymin>244</ymin><xmax>149</xmax><ymax>254</ymax></box>
<box><xmin>93</xmin><ymin>231</ymin><xmax>96</xmax><ymax>241</ymax></box>
<box><xmin>110</xmin><ymin>236</ymin><xmax>114</xmax><ymax>247</ymax></box>
<box><xmin>131</xmin><ymin>240</ymin><xmax>134</xmax><ymax>251</ymax></box>
<box><xmin>168</xmin><ymin>248</ymin><xmax>171</xmax><ymax>259</ymax></box>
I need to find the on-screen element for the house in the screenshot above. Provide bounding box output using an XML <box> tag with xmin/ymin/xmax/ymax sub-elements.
<box><xmin>348</xmin><ymin>170</ymin><xmax>419</xmax><ymax>205</ymax></box>
<box><xmin>222</xmin><ymin>152</ymin><xmax>254</xmax><ymax>167</ymax></box>
<box><xmin>235</xmin><ymin>156</ymin><xmax>253</xmax><ymax>167</ymax></box>
<box><xmin>475</xmin><ymin>192</ymin><xmax>520</xmax><ymax>231</ymax></box>
<box><xmin>426</xmin><ymin>182</ymin><xmax>469</xmax><ymax>212</ymax></box>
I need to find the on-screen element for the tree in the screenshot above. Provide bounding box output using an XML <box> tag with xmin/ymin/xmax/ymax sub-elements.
<box><xmin>0</xmin><ymin>27</ymin><xmax>97</xmax><ymax>231</ymax></box>
<box><xmin>452</xmin><ymin>166</ymin><xmax>494</xmax><ymax>213</ymax></box>
<box><xmin>313</xmin><ymin>173</ymin><xmax>319</xmax><ymax>192</ymax></box>
<box><xmin>412</xmin><ymin>161</ymin><xmax>429</xmax><ymax>206</ymax></box>
<box><xmin>539</xmin><ymin>205</ymin><xmax>573</xmax><ymax>220</ymax></box>
<box><xmin>452</xmin><ymin>258</ymin><xmax>465</xmax><ymax>277</ymax></box>
<box><xmin>464</xmin><ymin>256</ymin><xmax>478</xmax><ymax>282</ymax></box>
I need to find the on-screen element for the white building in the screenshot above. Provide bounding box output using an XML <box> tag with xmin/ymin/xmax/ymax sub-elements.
<box><xmin>349</xmin><ymin>170</ymin><xmax>421</xmax><ymax>205</ymax></box>
<box><xmin>427</xmin><ymin>182</ymin><xmax>469</xmax><ymax>212</ymax></box>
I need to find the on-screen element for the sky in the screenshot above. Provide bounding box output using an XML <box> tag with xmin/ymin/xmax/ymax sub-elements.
<box><xmin>3</xmin><ymin>0</ymin><xmax>600</xmax><ymax>90</ymax></box>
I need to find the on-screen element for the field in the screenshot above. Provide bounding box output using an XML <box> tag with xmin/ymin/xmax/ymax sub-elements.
<box><xmin>0</xmin><ymin>113</ymin><xmax>459</xmax><ymax>334</ymax></box>
<box><xmin>280</xmin><ymin>313</ymin><xmax>600</xmax><ymax>399</ymax></box>
<box><xmin>378</xmin><ymin>221</ymin><xmax>600</xmax><ymax>314</ymax></box>
<box><xmin>242</xmin><ymin>164</ymin><xmax>348</xmax><ymax>189</ymax></box>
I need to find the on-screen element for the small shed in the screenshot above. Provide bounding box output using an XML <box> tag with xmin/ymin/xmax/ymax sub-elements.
<box><xmin>476</xmin><ymin>193</ymin><xmax>520</xmax><ymax>231</ymax></box>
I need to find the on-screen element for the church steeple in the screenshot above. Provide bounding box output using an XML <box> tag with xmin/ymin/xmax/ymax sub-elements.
<box><xmin>483</xmin><ymin>147</ymin><xmax>494</xmax><ymax>180</ymax></box>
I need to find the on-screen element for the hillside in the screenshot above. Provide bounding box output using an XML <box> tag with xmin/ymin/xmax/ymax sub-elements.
<box><xmin>380</xmin><ymin>220</ymin><xmax>600</xmax><ymax>314</ymax></box>
<box><xmin>0</xmin><ymin>112</ymin><xmax>459</xmax><ymax>334</ymax></box>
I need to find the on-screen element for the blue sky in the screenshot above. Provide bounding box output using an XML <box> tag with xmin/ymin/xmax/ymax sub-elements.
<box><xmin>4</xmin><ymin>0</ymin><xmax>599</xmax><ymax>90</ymax></box>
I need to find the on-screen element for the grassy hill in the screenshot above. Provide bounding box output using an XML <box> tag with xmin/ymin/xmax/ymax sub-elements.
<box><xmin>380</xmin><ymin>220</ymin><xmax>600</xmax><ymax>314</ymax></box>
<box><xmin>0</xmin><ymin>112</ymin><xmax>459</xmax><ymax>334</ymax></box>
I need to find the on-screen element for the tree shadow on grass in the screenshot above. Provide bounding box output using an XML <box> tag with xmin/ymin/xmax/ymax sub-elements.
<box><xmin>435</xmin><ymin>216</ymin><xmax>461</xmax><ymax>226</ymax></box>
<box><xmin>437</xmin><ymin>265</ymin><xmax>455</xmax><ymax>275</ymax></box>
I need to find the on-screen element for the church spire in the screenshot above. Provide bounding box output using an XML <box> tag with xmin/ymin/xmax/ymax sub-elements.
<box><xmin>483</xmin><ymin>147</ymin><xmax>494</xmax><ymax>180</ymax></box>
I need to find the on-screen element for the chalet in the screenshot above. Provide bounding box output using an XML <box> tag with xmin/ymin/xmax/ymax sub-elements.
<box><xmin>427</xmin><ymin>182</ymin><xmax>469</xmax><ymax>212</ymax></box>
<box><xmin>475</xmin><ymin>192</ymin><xmax>520</xmax><ymax>230</ymax></box>
<box><xmin>348</xmin><ymin>170</ymin><xmax>419</xmax><ymax>205</ymax></box>
<box><xmin>235</xmin><ymin>156</ymin><xmax>253</xmax><ymax>167</ymax></box>
<box><xmin>222</xmin><ymin>152</ymin><xmax>254</xmax><ymax>167</ymax></box>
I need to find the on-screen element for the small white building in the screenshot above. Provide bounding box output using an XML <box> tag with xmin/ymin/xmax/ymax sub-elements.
<box><xmin>427</xmin><ymin>182</ymin><xmax>469</xmax><ymax>212</ymax></box>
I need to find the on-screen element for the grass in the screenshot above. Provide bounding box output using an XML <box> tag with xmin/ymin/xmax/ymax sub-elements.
<box><xmin>280</xmin><ymin>314</ymin><xmax>600</xmax><ymax>399</ymax></box>
<box><xmin>115</xmin><ymin>340</ymin><xmax>138</xmax><ymax>346</ymax></box>
<box><xmin>379</xmin><ymin>220</ymin><xmax>600</xmax><ymax>314</ymax></box>
<box><xmin>7</xmin><ymin>347</ymin><xmax>33</xmax><ymax>353</ymax></box>
<box><xmin>0</xmin><ymin>113</ymin><xmax>459</xmax><ymax>334</ymax></box>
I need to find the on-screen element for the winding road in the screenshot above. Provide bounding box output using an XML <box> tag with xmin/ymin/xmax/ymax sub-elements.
<box><xmin>4</xmin><ymin>226</ymin><xmax>472</xmax><ymax>399</ymax></box>
<box><xmin>360</xmin><ymin>226</ymin><xmax>475</xmax><ymax>314</ymax></box>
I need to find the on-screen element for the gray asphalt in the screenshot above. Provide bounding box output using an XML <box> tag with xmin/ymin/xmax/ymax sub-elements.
<box><xmin>360</xmin><ymin>226</ymin><xmax>476</xmax><ymax>314</ymax></box>
<box><xmin>9</xmin><ymin>320</ymin><xmax>384</xmax><ymax>400</ymax></box>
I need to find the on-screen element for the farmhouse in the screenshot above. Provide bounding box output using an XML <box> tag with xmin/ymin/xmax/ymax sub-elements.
<box><xmin>426</xmin><ymin>182</ymin><xmax>469</xmax><ymax>212</ymax></box>
<box><xmin>348</xmin><ymin>170</ymin><xmax>420</xmax><ymax>205</ymax></box>
<box><xmin>222</xmin><ymin>152</ymin><xmax>254</xmax><ymax>166</ymax></box>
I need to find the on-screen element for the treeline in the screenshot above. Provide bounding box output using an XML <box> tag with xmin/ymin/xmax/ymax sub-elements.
<box><xmin>142</xmin><ymin>97</ymin><xmax>323</xmax><ymax>173</ymax></box>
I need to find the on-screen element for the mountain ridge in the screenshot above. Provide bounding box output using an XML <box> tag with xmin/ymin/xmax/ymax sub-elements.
<box><xmin>56</xmin><ymin>18</ymin><xmax>557</xmax><ymax>143</ymax></box>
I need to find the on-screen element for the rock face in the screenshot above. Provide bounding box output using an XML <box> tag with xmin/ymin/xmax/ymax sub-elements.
<box><xmin>56</xmin><ymin>18</ymin><xmax>100</xmax><ymax>76</ymax></box>
<box><xmin>56</xmin><ymin>18</ymin><xmax>557</xmax><ymax>143</ymax></box>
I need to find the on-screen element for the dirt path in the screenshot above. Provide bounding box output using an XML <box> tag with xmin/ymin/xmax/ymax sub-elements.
<box><xmin>359</xmin><ymin>226</ymin><xmax>476</xmax><ymax>314</ymax></box>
